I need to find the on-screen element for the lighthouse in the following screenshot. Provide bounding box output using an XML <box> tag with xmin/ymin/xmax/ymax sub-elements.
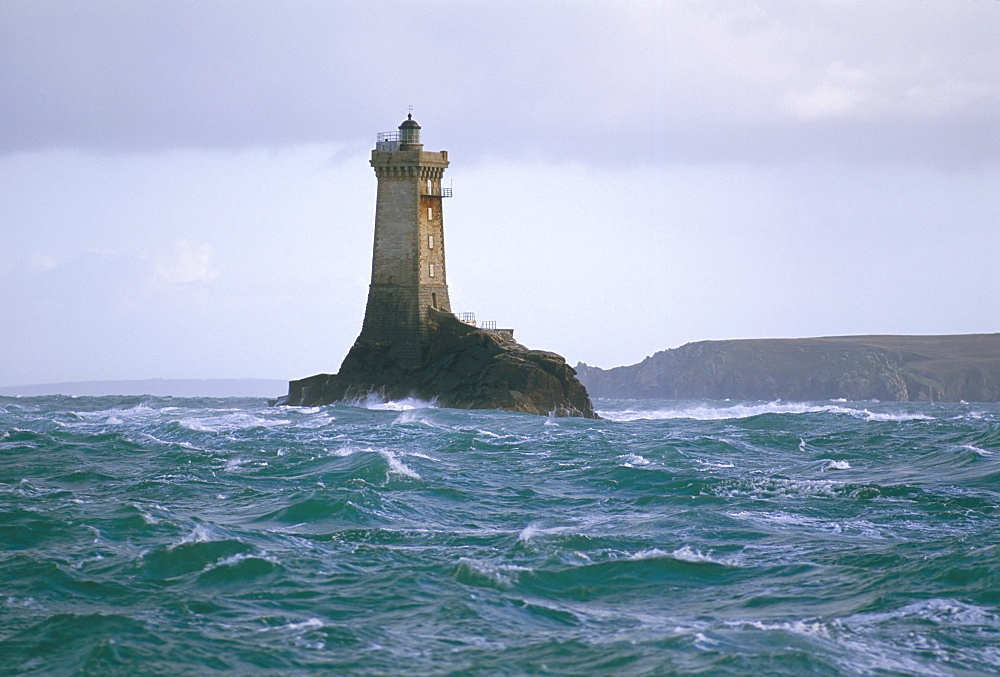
<box><xmin>281</xmin><ymin>112</ymin><xmax>596</xmax><ymax>417</ymax></box>
<box><xmin>358</xmin><ymin>113</ymin><xmax>452</xmax><ymax>368</ymax></box>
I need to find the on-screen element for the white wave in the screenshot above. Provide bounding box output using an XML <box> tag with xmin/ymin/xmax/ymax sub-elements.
<box><xmin>73</xmin><ymin>403</ymin><xmax>159</xmax><ymax>425</ymax></box>
<box><xmin>179</xmin><ymin>412</ymin><xmax>292</xmax><ymax>432</ymax></box>
<box><xmin>852</xmin><ymin>409</ymin><xmax>934</xmax><ymax>422</ymax></box>
<box><xmin>75</xmin><ymin>403</ymin><xmax>155</xmax><ymax>418</ymax></box>
<box><xmin>3</xmin><ymin>596</ymin><xmax>41</xmax><ymax>610</ymax></box>
<box><xmin>670</xmin><ymin>545</ymin><xmax>736</xmax><ymax>566</ymax></box>
<box><xmin>599</xmin><ymin>401</ymin><xmax>946</xmax><ymax>423</ymax></box>
<box><xmin>599</xmin><ymin>401</ymin><xmax>854</xmax><ymax>422</ymax></box>
<box><xmin>294</xmin><ymin>412</ymin><xmax>335</xmax><ymax>429</ymax></box>
<box><xmin>455</xmin><ymin>557</ymin><xmax>531</xmax><ymax>588</ymax></box>
<box><xmin>717</xmin><ymin>476</ymin><xmax>840</xmax><ymax>501</ymax></box>
<box><xmin>254</xmin><ymin>616</ymin><xmax>325</xmax><ymax>651</ymax></box>
<box><xmin>393</xmin><ymin>409</ymin><xmax>444</xmax><ymax>427</ymax></box>
<box><xmin>627</xmin><ymin>548</ymin><xmax>671</xmax><ymax>561</ymax></box>
<box><xmin>724</xmin><ymin>607</ymin><xmax>989</xmax><ymax>676</ymax></box>
<box><xmin>728</xmin><ymin>618</ymin><xmax>832</xmax><ymax>639</ymax></box>
<box><xmin>282</xmin><ymin>617</ymin><xmax>324</xmax><ymax>632</ymax></box>
<box><xmin>7</xmin><ymin>479</ymin><xmax>65</xmax><ymax>498</ymax></box>
<box><xmin>962</xmin><ymin>444</ymin><xmax>992</xmax><ymax>456</ymax></box>
<box><xmin>224</xmin><ymin>456</ymin><xmax>261</xmax><ymax>472</ymax></box>
<box><xmin>848</xmin><ymin>597</ymin><xmax>999</xmax><ymax>628</ymax></box>
<box><xmin>379</xmin><ymin>449</ymin><xmax>420</xmax><ymax>479</ymax></box>
<box><xmin>729</xmin><ymin>509</ymin><xmax>829</xmax><ymax>530</ymax></box>
<box><xmin>327</xmin><ymin>444</ymin><xmax>367</xmax><ymax>457</ymax></box>
<box><xmin>695</xmin><ymin>459</ymin><xmax>735</xmax><ymax>469</ymax></box>
<box><xmin>178</xmin><ymin>523</ymin><xmax>215</xmax><ymax>545</ymax></box>
<box><xmin>628</xmin><ymin>545</ymin><xmax>741</xmax><ymax>567</ymax></box>
<box><xmin>209</xmin><ymin>551</ymin><xmax>280</xmax><ymax>572</ymax></box>
<box><xmin>325</xmin><ymin>444</ymin><xmax>420</xmax><ymax>479</ymax></box>
<box><xmin>516</xmin><ymin>521</ymin><xmax>590</xmax><ymax>544</ymax></box>
<box><xmin>180</xmin><ymin>419</ymin><xmax>218</xmax><ymax>433</ymax></box>
<box><xmin>825</xmin><ymin>599</ymin><xmax>1000</xmax><ymax>674</ymax></box>
<box><xmin>619</xmin><ymin>452</ymin><xmax>650</xmax><ymax>467</ymax></box>
<box><xmin>146</xmin><ymin>433</ymin><xmax>208</xmax><ymax>453</ymax></box>
<box><xmin>517</xmin><ymin>524</ymin><xmax>542</xmax><ymax>542</ymax></box>
<box><xmin>728</xmin><ymin>509</ymin><xmax>885</xmax><ymax>539</ymax></box>
<box><xmin>130</xmin><ymin>502</ymin><xmax>161</xmax><ymax>525</ymax></box>
<box><xmin>350</xmin><ymin>393</ymin><xmax>437</xmax><ymax>411</ymax></box>
<box><xmin>692</xmin><ymin>631</ymin><xmax>720</xmax><ymax>649</ymax></box>
<box><xmin>824</xmin><ymin>459</ymin><xmax>852</xmax><ymax>470</ymax></box>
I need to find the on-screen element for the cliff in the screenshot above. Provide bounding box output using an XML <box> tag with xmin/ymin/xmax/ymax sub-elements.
<box><xmin>576</xmin><ymin>334</ymin><xmax>1000</xmax><ymax>403</ymax></box>
<box><xmin>283</xmin><ymin>309</ymin><xmax>597</xmax><ymax>418</ymax></box>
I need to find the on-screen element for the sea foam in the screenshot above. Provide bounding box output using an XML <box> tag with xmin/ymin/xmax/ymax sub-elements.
<box><xmin>599</xmin><ymin>401</ymin><xmax>852</xmax><ymax>422</ymax></box>
<box><xmin>350</xmin><ymin>394</ymin><xmax>438</xmax><ymax>411</ymax></box>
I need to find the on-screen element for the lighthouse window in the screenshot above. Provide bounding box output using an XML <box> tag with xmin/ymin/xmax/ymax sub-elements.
<box><xmin>428</xmin><ymin>234</ymin><xmax>434</xmax><ymax>249</ymax></box>
<box><xmin>426</xmin><ymin>179</ymin><xmax>432</xmax><ymax>193</ymax></box>
<box><xmin>429</xmin><ymin>264</ymin><xmax>435</xmax><ymax>278</ymax></box>
<box><xmin>427</xmin><ymin>207</ymin><xmax>433</xmax><ymax>221</ymax></box>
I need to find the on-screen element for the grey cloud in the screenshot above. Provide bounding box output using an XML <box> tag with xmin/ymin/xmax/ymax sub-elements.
<box><xmin>2</xmin><ymin>1</ymin><xmax>997</xmax><ymax>168</ymax></box>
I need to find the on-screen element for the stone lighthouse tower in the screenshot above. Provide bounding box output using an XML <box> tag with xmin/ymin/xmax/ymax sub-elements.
<box><xmin>281</xmin><ymin>112</ymin><xmax>597</xmax><ymax>418</ymax></box>
<box><xmin>358</xmin><ymin>113</ymin><xmax>452</xmax><ymax>368</ymax></box>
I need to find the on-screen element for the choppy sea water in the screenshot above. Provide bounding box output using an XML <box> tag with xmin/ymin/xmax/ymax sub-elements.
<box><xmin>1</xmin><ymin>395</ymin><xmax>998</xmax><ymax>676</ymax></box>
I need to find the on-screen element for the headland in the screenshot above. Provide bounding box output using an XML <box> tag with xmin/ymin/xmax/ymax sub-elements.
<box><xmin>576</xmin><ymin>333</ymin><xmax>1000</xmax><ymax>402</ymax></box>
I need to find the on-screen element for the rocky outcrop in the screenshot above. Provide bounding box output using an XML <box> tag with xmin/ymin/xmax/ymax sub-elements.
<box><xmin>576</xmin><ymin>334</ymin><xmax>1000</xmax><ymax>403</ymax></box>
<box><xmin>283</xmin><ymin>309</ymin><xmax>597</xmax><ymax>418</ymax></box>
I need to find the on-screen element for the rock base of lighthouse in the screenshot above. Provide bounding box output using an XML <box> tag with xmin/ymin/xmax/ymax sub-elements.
<box><xmin>282</xmin><ymin>309</ymin><xmax>598</xmax><ymax>419</ymax></box>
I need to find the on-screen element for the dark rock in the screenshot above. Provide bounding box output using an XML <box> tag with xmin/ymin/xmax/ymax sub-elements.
<box><xmin>284</xmin><ymin>309</ymin><xmax>597</xmax><ymax>418</ymax></box>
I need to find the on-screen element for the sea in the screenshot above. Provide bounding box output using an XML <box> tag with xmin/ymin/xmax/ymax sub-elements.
<box><xmin>1</xmin><ymin>395</ymin><xmax>998</xmax><ymax>676</ymax></box>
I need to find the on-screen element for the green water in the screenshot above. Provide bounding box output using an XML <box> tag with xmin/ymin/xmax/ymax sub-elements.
<box><xmin>1</xmin><ymin>396</ymin><xmax>998</xmax><ymax>675</ymax></box>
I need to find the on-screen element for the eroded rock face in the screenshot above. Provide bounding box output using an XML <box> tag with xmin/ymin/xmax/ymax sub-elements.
<box><xmin>284</xmin><ymin>310</ymin><xmax>597</xmax><ymax>418</ymax></box>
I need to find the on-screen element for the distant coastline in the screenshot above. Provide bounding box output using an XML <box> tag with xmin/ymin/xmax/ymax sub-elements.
<box><xmin>7</xmin><ymin>333</ymin><xmax>1000</xmax><ymax>403</ymax></box>
<box><xmin>0</xmin><ymin>378</ymin><xmax>287</xmax><ymax>398</ymax></box>
<box><xmin>576</xmin><ymin>333</ymin><xmax>1000</xmax><ymax>403</ymax></box>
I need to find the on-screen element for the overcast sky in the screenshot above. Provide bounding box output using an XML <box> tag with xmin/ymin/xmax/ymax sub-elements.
<box><xmin>2</xmin><ymin>0</ymin><xmax>998</xmax><ymax>386</ymax></box>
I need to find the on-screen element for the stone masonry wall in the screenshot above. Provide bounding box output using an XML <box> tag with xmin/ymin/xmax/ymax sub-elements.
<box><xmin>359</xmin><ymin>149</ymin><xmax>450</xmax><ymax>369</ymax></box>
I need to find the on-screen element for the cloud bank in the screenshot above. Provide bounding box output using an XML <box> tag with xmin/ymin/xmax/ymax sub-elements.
<box><xmin>2</xmin><ymin>1</ymin><xmax>996</xmax><ymax>167</ymax></box>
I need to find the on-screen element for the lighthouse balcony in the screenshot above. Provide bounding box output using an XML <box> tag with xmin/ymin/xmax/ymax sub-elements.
<box><xmin>422</xmin><ymin>186</ymin><xmax>453</xmax><ymax>198</ymax></box>
<box><xmin>376</xmin><ymin>131</ymin><xmax>400</xmax><ymax>152</ymax></box>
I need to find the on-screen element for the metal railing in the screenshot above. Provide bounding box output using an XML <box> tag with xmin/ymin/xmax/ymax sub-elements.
<box><xmin>456</xmin><ymin>312</ymin><xmax>476</xmax><ymax>326</ymax></box>
<box><xmin>376</xmin><ymin>131</ymin><xmax>400</xmax><ymax>142</ymax></box>
<box><xmin>421</xmin><ymin>186</ymin><xmax>453</xmax><ymax>198</ymax></box>
<box><xmin>480</xmin><ymin>320</ymin><xmax>497</xmax><ymax>330</ymax></box>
